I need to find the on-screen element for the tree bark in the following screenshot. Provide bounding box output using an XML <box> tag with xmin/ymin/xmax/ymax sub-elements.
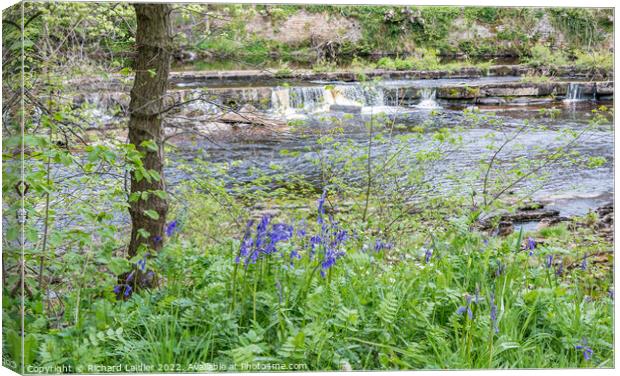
<box><xmin>127</xmin><ymin>4</ymin><xmax>171</xmax><ymax>259</ymax></box>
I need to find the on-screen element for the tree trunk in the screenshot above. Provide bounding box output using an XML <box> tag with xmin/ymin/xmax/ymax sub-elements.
<box><xmin>127</xmin><ymin>4</ymin><xmax>171</xmax><ymax>260</ymax></box>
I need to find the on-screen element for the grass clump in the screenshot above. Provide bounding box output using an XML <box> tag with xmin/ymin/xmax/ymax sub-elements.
<box><xmin>376</xmin><ymin>49</ymin><xmax>442</xmax><ymax>71</ymax></box>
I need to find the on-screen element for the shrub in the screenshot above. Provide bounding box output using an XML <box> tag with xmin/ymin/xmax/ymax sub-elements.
<box><xmin>526</xmin><ymin>44</ymin><xmax>568</xmax><ymax>69</ymax></box>
<box><xmin>574</xmin><ymin>50</ymin><xmax>613</xmax><ymax>71</ymax></box>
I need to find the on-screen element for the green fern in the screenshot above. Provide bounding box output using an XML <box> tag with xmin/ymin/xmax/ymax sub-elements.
<box><xmin>376</xmin><ymin>292</ymin><xmax>399</xmax><ymax>329</ymax></box>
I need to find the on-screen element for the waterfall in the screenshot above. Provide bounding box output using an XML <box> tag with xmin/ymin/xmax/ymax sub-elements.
<box><xmin>290</xmin><ymin>87</ymin><xmax>332</xmax><ymax>112</ymax></box>
<box><xmin>270</xmin><ymin>84</ymin><xmax>388</xmax><ymax>114</ymax></box>
<box><xmin>334</xmin><ymin>85</ymin><xmax>384</xmax><ymax>107</ymax></box>
<box><xmin>271</xmin><ymin>87</ymin><xmax>291</xmax><ymax>113</ymax></box>
<box><xmin>565</xmin><ymin>83</ymin><xmax>586</xmax><ymax>102</ymax></box>
<box><xmin>416</xmin><ymin>88</ymin><xmax>439</xmax><ymax>109</ymax></box>
<box><xmin>179</xmin><ymin>89</ymin><xmax>222</xmax><ymax>115</ymax></box>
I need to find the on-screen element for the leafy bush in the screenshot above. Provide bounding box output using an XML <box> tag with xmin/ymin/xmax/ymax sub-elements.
<box><xmin>574</xmin><ymin>50</ymin><xmax>613</xmax><ymax>71</ymax></box>
<box><xmin>526</xmin><ymin>44</ymin><xmax>568</xmax><ymax>69</ymax></box>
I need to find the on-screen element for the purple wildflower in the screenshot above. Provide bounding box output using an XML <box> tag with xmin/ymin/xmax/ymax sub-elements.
<box><xmin>319</xmin><ymin>241</ymin><xmax>346</xmax><ymax>278</ymax></box>
<box><xmin>165</xmin><ymin>220</ymin><xmax>178</xmax><ymax>237</ymax></box>
<box><xmin>545</xmin><ymin>254</ymin><xmax>554</xmax><ymax>268</ymax></box>
<box><xmin>235</xmin><ymin>215</ymin><xmax>294</xmax><ymax>266</ymax></box>
<box><xmin>289</xmin><ymin>249</ymin><xmax>302</xmax><ymax>268</ymax></box>
<box><xmin>236</xmin><ymin>220</ymin><xmax>255</xmax><ymax>263</ymax></box>
<box><xmin>309</xmin><ymin>235</ymin><xmax>322</xmax><ymax>260</ymax></box>
<box><xmin>581</xmin><ymin>253</ymin><xmax>588</xmax><ymax>271</ymax></box>
<box><xmin>490</xmin><ymin>292</ymin><xmax>499</xmax><ymax>333</ymax></box>
<box><xmin>296</xmin><ymin>219</ymin><xmax>307</xmax><ymax>238</ymax></box>
<box><xmin>424</xmin><ymin>248</ymin><xmax>433</xmax><ymax>263</ymax></box>
<box><xmin>113</xmin><ymin>283</ymin><xmax>133</xmax><ymax>299</ymax></box>
<box><xmin>136</xmin><ymin>257</ymin><xmax>147</xmax><ymax>272</ymax></box>
<box><xmin>575</xmin><ymin>338</ymin><xmax>593</xmax><ymax>361</ymax></box>
<box><xmin>153</xmin><ymin>235</ymin><xmax>162</xmax><ymax>245</ymax></box>
<box><xmin>526</xmin><ymin>237</ymin><xmax>536</xmax><ymax>256</ymax></box>
<box><xmin>555</xmin><ymin>258</ymin><xmax>564</xmax><ymax>276</ymax></box>
<box><xmin>374</xmin><ymin>239</ymin><xmax>393</xmax><ymax>252</ymax></box>
<box><xmin>456</xmin><ymin>294</ymin><xmax>474</xmax><ymax>319</ymax></box>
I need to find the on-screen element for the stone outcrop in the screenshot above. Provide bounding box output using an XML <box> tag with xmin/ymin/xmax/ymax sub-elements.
<box><xmin>166</xmin><ymin>65</ymin><xmax>612</xmax><ymax>86</ymax></box>
<box><xmin>245</xmin><ymin>10</ymin><xmax>362</xmax><ymax>45</ymax></box>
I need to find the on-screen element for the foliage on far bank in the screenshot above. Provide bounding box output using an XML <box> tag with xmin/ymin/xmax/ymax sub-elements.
<box><xmin>2</xmin><ymin>3</ymin><xmax>613</xmax><ymax>73</ymax></box>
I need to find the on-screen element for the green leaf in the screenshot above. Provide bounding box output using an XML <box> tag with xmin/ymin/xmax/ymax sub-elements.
<box><xmin>119</xmin><ymin>67</ymin><xmax>132</xmax><ymax>76</ymax></box>
<box><xmin>148</xmin><ymin>170</ymin><xmax>161</xmax><ymax>182</ymax></box>
<box><xmin>140</xmin><ymin>139</ymin><xmax>158</xmax><ymax>152</ymax></box>
<box><xmin>134</xmin><ymin>169</ymin><xmax>144</xmax><ymax>182</ymax></box>
<box><xmin>144</xmin><ymin>210</ymin><xmax>159</xmax><ymax>220</ymax></box>
<box><xmin>137</xmin><ymin>228</ymin><xmax>150</xmax><ymax>239</ymax></box>
<box><xmin>107</xmin><ymin>257</ymin><xmax>131</xmax><ymax>275</ymax></box>
<box><xmin>152</xmin><ymin>190</ymin><xmax>167</xmax><ymax>199</ymax></box>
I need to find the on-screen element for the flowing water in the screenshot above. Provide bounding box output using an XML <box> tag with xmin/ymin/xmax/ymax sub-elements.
<box><xmin>75</xmin><ymin>76</ymin><xmax>613</xmax><ymax>218</ymax></box>
<box><xmin>167</xmin><ymin>87</ymin><xmax>613</xmax><ymax>217</ymax></box>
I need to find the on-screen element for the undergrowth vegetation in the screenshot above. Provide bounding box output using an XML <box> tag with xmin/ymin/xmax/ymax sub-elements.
<box><xmin>4</xmin><ymin>190</ymin><xmax>613</xmax><ymax>370</ymax></box>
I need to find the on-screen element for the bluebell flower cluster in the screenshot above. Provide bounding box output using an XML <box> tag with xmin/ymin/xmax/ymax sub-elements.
<box><xmin>526</xmin><ymin>237</ymin><xmax>536</xmax><ymax>256</ymax></box>
<box><xmin>424</xmin><ymin>247</ymin><xmax>433</xmax><ymax>263</ymax></box>
<box><xmin>374</xmin><ymin>239</ymin><xmax>393</xmax><ymax>253</ymax></box>
<box><xmin>545</xmin><ymin>254</ymin><xmax>554</xmax><ymax>268</ymax></box>
<box><xmin>234</xmin><ymin>188</ymin><xmax>352</xmax><ymax>277</ymax></box>
<box><xmin>166</xmin><ymin>220</ymin><xmax>178</xmax><ymax>237</ymax></box>
<box><xmin>555</xmin><ymin>257</ymin><xmax>564</xmax><ymax>276</ymax></box>
<box><xmin>113</xmin><ymin>284</ymin><xmax>133</xmax><ymax>297</ymax></box>
<box><xmin>305</xmin><ymin>188</ymin><xmax>350</xmax><ymax>277</ymax></box>
<box><xmin>456</xmin><ymin>294</ymin><xmax>474</xmax><ymax>319</ymax></box>
<box><xmin>315</xmin><ymin>219</ymin><xmax>349</xmax><ymax>277</ymax></box>
<box><xmin>575</xmin><ymin>338</ymin><xmax>593</xmax><ymax>361</ymax></box>
<box><xmin>581</xmin><ymin>253</ymin><xmax>588</xmax><ymax>271</ymax></box>
<box><xmin>113</xmin><ymin>253</ymin><xmax>151</xmax><ymax>299</ymax></box>
<box><xmin>136</xmin><ymin>255</ymin><xmax>147</xmax><ymax>272</ymax></box>
<box><xmin>235</xmin><ymin>215</ymin><xmax>294</xmax><ymax>266</ymax></box>
<box><xmin>490</xmin><ymin>292</ymin><xmax>499</xmax><ymax>333</ymax></box>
